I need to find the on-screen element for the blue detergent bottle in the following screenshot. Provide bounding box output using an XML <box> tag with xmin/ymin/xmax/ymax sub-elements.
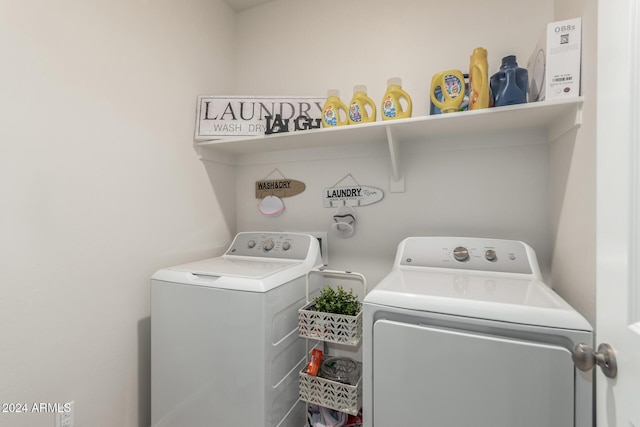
<box><xmin>490</xmin><ymin>55</ymin><xmax>528</xmax><ymax>107</ymax></box>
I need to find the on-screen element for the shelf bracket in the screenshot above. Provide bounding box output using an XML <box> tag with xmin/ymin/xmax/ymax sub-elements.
<box><xmin>386</xmin><ymin>126</ymin><xmax>405</xmax><ymax>193</ymax></box>
<box><xmin>548</xmin><ymin>100</ymin><xmax>583</xmax><ymax>142</ymax></box>
<box><xmin>193</xmin><ymin>144</ymin><xmax>237</xmax><ymax>166</ymax></box>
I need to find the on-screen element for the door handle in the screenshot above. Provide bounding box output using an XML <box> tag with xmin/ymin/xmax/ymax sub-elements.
<box><xmin>571</xmin><ymin>343</ymin><xmax>618</xmax><ymax>378</ymax></box>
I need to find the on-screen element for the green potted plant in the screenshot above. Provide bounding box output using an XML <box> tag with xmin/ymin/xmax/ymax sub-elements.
<box><xmin>312</xmin><ymin>285</ymin><xmax>361</xmax><ymax>316</ymax></box>
<box><xmin>298</xmin><ymin>285</ymin><xmax>363</xmax><ymax>345</ymax></box>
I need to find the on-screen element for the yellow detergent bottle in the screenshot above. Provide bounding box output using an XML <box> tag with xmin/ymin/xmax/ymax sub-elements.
<box><xmin>430</xmin><ymin>70</ymin><xmax>466</xmax><ymax>113</ymax></box>
<box><xmin>348</xmin><ymin>85</ymin><xmax>377</xmax><ymax>124</ymax></box>
<box><xmin>469</xmin><ymin>47</ymin><xmax>490</xmax><ymax>110</ymax></box>
<box><xmin>381</xmin><ymin>78</ymin><xmax>412</xmax><ymax>120</ymax></box>
<box><xmin>321</xmin><ymin>89</ymin><xmax>349</xmax><ymax>127</ymax></box>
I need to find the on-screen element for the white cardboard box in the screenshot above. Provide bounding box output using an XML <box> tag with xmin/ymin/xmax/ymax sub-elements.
<box><xmin>527</xmin><ymin>17</ymin><xmax>582</xmax><ymax>102</ymax></box>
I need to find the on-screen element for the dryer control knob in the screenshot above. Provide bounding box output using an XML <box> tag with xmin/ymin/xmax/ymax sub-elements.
<box><xmin>282</xmin><ymin>241</ymin><xmax>291</xmax><ymax>251</ymax></box>
<box><xmin>263</xmin><ymin>239</ymin><xmax>275</xmax><ymax>251</ymax></box>
<box><xmin>247</xmin><ymin>240</ymin><xmax>256</xmax><ymax>248</ymax></box>
<box><xmin>485</xmin><ymin>249</ymin><xmax>497</xmax><ymax>261</ymax></box>
<box><xmin>453</xmin><ymin>246</ymin><xmax>470</xmax><ymax>262</ymax></box>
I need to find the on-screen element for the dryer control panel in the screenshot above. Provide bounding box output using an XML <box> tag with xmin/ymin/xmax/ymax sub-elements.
<box><xmin>398</xmin><ymin>237</ymin><xmax>536</xmax><ymax>275</ymax></box>
<box><xmin>224</xmin><ymin>232</ymin><xmax>315</xmax><ymax>260</ymax></box>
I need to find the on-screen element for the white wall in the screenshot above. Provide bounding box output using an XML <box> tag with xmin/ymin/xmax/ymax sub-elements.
<box><xmin>235</xmin><ymin>133</ymin><xmax>551</xmax><ymax>285</ymax></box>
<box><xmin>232</xmin><ymin>0</ymin><xmax>557</xmax><ymax>285</ymax></box>
<box><xmin>0</xmin><ymin>1</ymin><xmax>235</xmax><ymax>426</ymax></box>
<box><xmin>550</xmin><ymin>0</ymin><xmax>597</xmax><ymax>324</ymax></box>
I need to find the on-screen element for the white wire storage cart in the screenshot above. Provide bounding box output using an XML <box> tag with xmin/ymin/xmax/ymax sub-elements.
<box><xmin>298</xmin><ymin>268</ymin><xmax>366</xmax><ymax>424</ymax></box>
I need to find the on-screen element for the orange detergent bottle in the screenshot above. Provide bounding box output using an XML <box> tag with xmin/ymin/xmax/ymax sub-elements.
<box><xmin>381</xmin><ymin>78</ymin><xmax>412</xmax><ymax>120</ymax></box>
<box><xmin>348</xmin><ymin>85</ymin><xmax>377</xmax><ymax>124</ymax></box>
<box><xmin>469</xmin><ymin>47</ymin><xmax>490</xmax><ymax>110</ymax></box>
<box><xmin>321</xmin><ymin>90</ymin><xmax>349</xmax><ymax>127</ymax></box>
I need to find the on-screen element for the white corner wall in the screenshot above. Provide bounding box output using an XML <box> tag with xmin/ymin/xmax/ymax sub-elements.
<box><xmin>0</xmin><ymin>1</ymin><xmax>236</xmax><ymax>426</ymax></box>
<box><xmin>550</xmin><ymin>0</ymin><xmax>597</xmax><ymax>325</ymax></box>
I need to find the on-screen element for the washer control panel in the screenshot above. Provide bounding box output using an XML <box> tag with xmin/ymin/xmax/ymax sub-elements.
<box><xmin>225</xmin><ymin>232</ymin><xmax>314</xmax><ymax>260</ymax></box>
<box><xmin>399</xmin><ymin>237</ymin><xmax>534</xmax><ymax>275</ymax></box>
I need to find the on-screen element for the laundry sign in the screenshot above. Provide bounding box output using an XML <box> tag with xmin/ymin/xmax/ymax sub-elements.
<box><xmin>323</xmin><ymin>186</ymin><xmax>384</xmax><ymax>207</ymax></box>
<box><xmin>194</xmin><ymin>96</ymin><xmax>325</xmax><ymax>140</ymax></box>
<box><xmin>255</xmin><ymin>179</ymin><xmax>306</xmax><ymax>199</ymax></box>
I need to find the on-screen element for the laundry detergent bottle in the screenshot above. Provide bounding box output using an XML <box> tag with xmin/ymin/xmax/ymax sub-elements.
<box><xmin>321</xmin><ymin>89</ymin><xmax>349</xmax><ymax>127</ymax></box>
<box><xmin>348</xmin><ymin>85</ymin><xmax>377</xmax><ymax>124</ymax></box>
<box><xmin>469</xmin><ymin>47</ymin><xmax>490</xmax><ymax>110</ymax></box>
<box><xmin>490</xmin><ymin>55</ymin><xmax>529</xmax><ymax>107</ymax></box>
<box><xmin>381</xmin><ymin>78</ymin><xmax>412</xmax><ymax>120</ymax></box>
<box><xmin>430</xmin><ymin>70</ymin><xmax>466</xmax><ymax>113</ymax></box>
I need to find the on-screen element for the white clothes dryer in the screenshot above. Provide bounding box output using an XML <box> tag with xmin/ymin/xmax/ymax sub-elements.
<box><xmin>151</xmin><ymin>232</ymin><xmax>322</xmax><ymax>427</ymax></box>
<box><xmin>363</xmin><ymin>236</ymin><xmax>593</xmax><ymax>427</ymax></box>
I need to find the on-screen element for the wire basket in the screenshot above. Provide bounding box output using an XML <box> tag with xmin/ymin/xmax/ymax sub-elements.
<box><xmin>299</xmin><ymin>363</ymin><xmax>362</xmax><ymax>415</ymax></box>
<box><xmin>299</xmin><ymin>269</ymin><xmax>366</xmax><ymax>346</ymax></box>
<box><xmin>298</xmin><ymin>302</ymin><xmax>362</xmax><ymax>345</ymax></box>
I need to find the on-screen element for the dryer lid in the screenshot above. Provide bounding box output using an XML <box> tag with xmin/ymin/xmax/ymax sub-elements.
<box><xmin>364</xmin><ymin>269</ymin><xmax>592</xmax><ymax>331</ymax></box>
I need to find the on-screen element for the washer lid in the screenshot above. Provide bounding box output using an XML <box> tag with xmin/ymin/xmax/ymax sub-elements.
<box><xmin>364</xmin><ymin>269</ymin><xmax>592</xmax><ymax>331</ymax></box>
<box><xmin>167</xmin><ymin>257</ymin><xmax>299</xmax><ymax>279</ymax></box>
<box><xmin>152</xmin><ymin>257</ymin><xmax>309</xmax><ymax>292</ymax></box>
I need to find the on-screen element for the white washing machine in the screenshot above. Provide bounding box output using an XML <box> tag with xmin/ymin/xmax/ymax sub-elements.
<box><xmin>151</xmin><ymin>232</ymin><xmax>322</xmax><ymax>427</ymax></box>
<box><xmin>363</xmin><ymin>236</ymin><xmax>593</xmax><ymax>427</ymax></box>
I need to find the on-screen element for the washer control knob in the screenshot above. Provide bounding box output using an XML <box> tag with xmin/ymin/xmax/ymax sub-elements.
<box><xmin>247</xmin><ymin>240</ymin><xmax>256</xmax><ymax>249</ymax></box>
<box><xmin>485</xmin><ymin>249</ymin><xmax>497</xmax><ymax>262</ymax></box>
<box><xmin>282</xmin><ymin>241</ymin><xmax>291</xmax><ymax>251</ymax></box>
<box><xmin>453</xmin><ymin>246</ymin><xmax>470</xmax><ymax>262</ymax></box>
<box><xmin>263</xmin><ymin>239</ymin><xmax>275</xmax><ymax>251</ymax></box>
